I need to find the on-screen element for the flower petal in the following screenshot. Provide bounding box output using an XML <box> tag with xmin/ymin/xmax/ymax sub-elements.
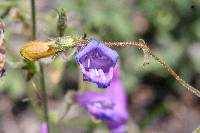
<box><xmin>76</xmin><ymin>66</ymin><xmax>128</xmax><ymax>132</ymax></box>
<box><xmin>76</xmin><ymin>39</ymin><xmax>119</xmax><ymax>88</ymax></box>
<box><xmin>75</xmin><ymin>91</ymin><xmax>114</xmax><ymax>120</ymax></box>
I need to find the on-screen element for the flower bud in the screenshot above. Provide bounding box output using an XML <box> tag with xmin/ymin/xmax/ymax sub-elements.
<box><xmin>20</xmin><ymin>41</ymin><xmax>56</xmax><ymax>61</ymax></box>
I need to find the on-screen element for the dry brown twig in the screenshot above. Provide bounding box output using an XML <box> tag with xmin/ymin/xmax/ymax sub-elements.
<box><xmin>0</xmin><ymin>21</ymin><xmax>5</xmax><ymax>78</ymax></box>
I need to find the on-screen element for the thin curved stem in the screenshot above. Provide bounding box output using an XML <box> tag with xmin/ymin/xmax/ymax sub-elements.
<box><xmin>40</xmin><ymin>64</ymin><xmax>50</xmax><ymax>133</ymax></box>
<box><xmin>78</xmin><ymin>39</ymin><xmax>145</xmax><ymax>48</ymax></box>
<box><xmin>146</xmin><ymin>45</ymin><xmax>200</xmax><ymax>97</ymax></box>
<box><xmin>104</xmin><ymin>41</ymin><xmax>145</xmax><ymax>47</ymax></box>
<box><xmin>31</xmin><ymin>0</ymin><xmax>50</xmax><ymax>132</ymax></box>
<box><xmin>100</xmin><ymin>40</ymin><xmax>200</xmax><ymax>97</ymax></box>
<box><xmin>87</xmin><ymin>40</ymin><xmax>200</xmax><ymax>97</ymax></box>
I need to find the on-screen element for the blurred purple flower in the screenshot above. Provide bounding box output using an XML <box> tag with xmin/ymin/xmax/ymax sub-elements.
<box><xmin>76</xmin><ymin>66</ymin><xmax>128</xmax><ymax>133</ymax></box>
<box><xmin>76</xmin><ymin>39</ymin><xmax>118</xmax><ymax>88</ymax></box>
<box><xmin>40</xmin><ymin>122</ymin><xmax>48</xmax><ymax>133</ymax></box>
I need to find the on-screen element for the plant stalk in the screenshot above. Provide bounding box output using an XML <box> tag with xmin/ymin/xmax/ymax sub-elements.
<box><xmin>146</xmin><ymin>45</ymin><xmax>200</xmax><ymax>97</ymax></box>
<box><xmin>31</xmin><ymin>0</ymin><xmax>50</xmax><ymax>132</ymax></box>
<box><xmin>31</xmin><ymin>0</ymin><xmax>36</xmax><ymax>40</ymax></box>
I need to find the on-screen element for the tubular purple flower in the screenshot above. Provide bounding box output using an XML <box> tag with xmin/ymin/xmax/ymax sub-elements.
<box><xmin>40</xmin><ymin>122</ymin><xmax>48</xmax><ymax>133</ymax></box>
<box><xmin>105</xmin><ymin>66</ymin><xmax>128</xmax><ymax>133</ymax></box>
<box><xmin>75</xmin><ymin>66</ymin><xmax>128</xmax><ymax>133</ymax></box>
<box><xmin>76</xmin><ymin>39</ymin><xmax>119</xmax><ymax>88</ymax></box>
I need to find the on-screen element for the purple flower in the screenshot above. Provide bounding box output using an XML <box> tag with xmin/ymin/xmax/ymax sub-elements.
<box><xmin>76</xmin><ymin>66</ymin><xmax>128</xmax><ymax>133</ymax></box>
<box><xmin>40</xmin><ymin>122</ymin><xmax>48</xmax><ymax>133</ymax></box>
<box><xmin>76</xmin><ymin>39</ymin><xmax>119</xmax><ymax>88</ymax></box>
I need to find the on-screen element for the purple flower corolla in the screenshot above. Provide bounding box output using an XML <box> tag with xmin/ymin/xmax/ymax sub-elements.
<box><xmin>40</xmin><ymin>122</ymin><xmax>48</xmax><ymax>133</ymax></box>
<box><xmin>76</xmin><ymin>66</ymin><xmax>128</xmax><ymax>133</ymax></box>
<box><xmin>76</xmin><ymin>39</ymin><xmax>119</xmax><ymax>88</ymax></box>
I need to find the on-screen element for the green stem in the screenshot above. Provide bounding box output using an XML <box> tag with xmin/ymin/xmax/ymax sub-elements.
<box><xmin>31</xmin><ymin>0</ymin><xmax>36</xmax><ymax>40</ymax></box>
<box><xmin>40</xmin><ymin>63</ymin><xmax>50</xmax><ymax>133</ymax></box>
<box><xmin>98</xmin><ymin>39</ymin><xmax>200</xmax><ymax>97</ymax></box>
<box><xmin>144</xmin><ymin>45</ymin><xmax>200</xmax><ymax>97</ymax></box>
<box><xmin>30</xmin><ymin>0</ymin><xmax>50</xmax><ymax>132</ymax></box>
<box><xmin>57</xmin><ymin>102</ymin><xmax>73</xmax><ymax>124</ymax></box>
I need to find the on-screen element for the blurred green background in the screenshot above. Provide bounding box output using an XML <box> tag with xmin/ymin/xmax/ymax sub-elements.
<box><xmin>0</xmin><ymin>0</ymin><xmax>200</xmax><ymax>133</ymax></box>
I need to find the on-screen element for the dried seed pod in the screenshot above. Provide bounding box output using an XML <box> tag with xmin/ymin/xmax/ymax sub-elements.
<box><xmin>20</xmin><ymin>41</ymin><xmax>56</xmax><ymax>61</ymax></box>
<box><xmin>0</xmin><ymin>45</ymin><xmax>5</xmax><ymax>77</ymax></box>
<box><xmin>0</xmin><ymin>21</ymin><xmax>5</xmax><ymax>77</ymax></box>
<box><xmin>138</xmin><ymin>39</ymin><xmax>150</xmax><ymax>65</ymax></box>
<box><xmin>142</xmin><ymin>47</ymin><xmax>150</xmax><ymax>65</ymax></box>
